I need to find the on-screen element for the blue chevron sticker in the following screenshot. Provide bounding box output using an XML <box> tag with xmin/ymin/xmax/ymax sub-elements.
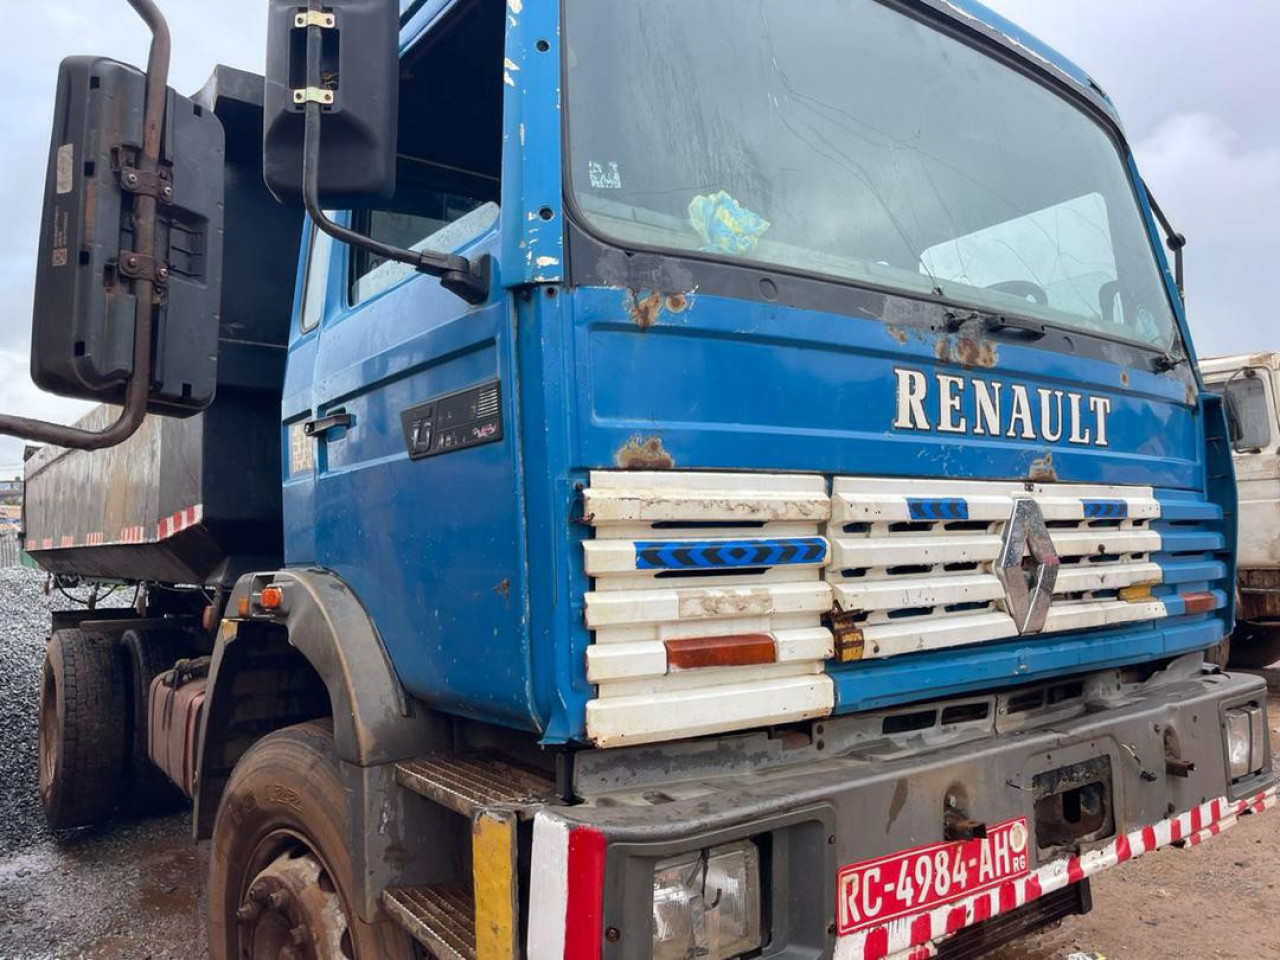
<box><xmin>1083</xmin><ymin>499</ymin><xmax>1128</xmax><ymax>520</ymax></box>
<box><xmin>634</xmin><ymin>537</ymin><xmax>828</xmax><ymax>571</ymax></box>
<box><xmin>907</xmin><ymin>498</ymin><xmax>970</xmax><ymax>521</ymax></box>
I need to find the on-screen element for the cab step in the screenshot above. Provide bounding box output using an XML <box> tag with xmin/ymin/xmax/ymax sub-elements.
<box><xmin>382</xmin><ymin>884</ymin><xmax>476</xmax><ymax>960</ymax></box>
<box><xmin>395</xmin><ymin>754</ymin><xmax>556</xmax><ymax>818</ymax></box>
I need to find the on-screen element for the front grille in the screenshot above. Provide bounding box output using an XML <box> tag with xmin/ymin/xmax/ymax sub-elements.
<box><xmin>581</xmin><ymin>471</ymin><xmax>835</xmax><ymax>748</ymax></box>
<box><xmin>829</xmin><ymin>479</ymin><xmax>1168</xmax><ymax>660</ymax></box>
<box><xmin>579</xmin><ymin>471</ymin><xmax>1230</xmax><ymax>748</ymax></box>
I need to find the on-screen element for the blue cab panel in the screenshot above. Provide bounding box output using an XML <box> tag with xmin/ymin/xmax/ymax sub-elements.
<box><xmin>281</xmin><ymin>0</ymin><xmax>1231</xmax><ymax>744</ymax></box>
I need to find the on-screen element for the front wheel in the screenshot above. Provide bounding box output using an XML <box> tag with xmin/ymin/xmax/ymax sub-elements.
<box><xmin>207</xmin><ymin>721</ymin><xmax>412</xmax><ymax>960</ymax></box>
<box><xmin>1228</xmin><ymin>622</ymin><xmax>1280</xmax><ymax>670</ymax></box>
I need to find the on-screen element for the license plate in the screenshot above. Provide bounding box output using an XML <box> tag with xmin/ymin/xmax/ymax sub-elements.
<box><xmin>837</xmin><ymin>818</ymin><xmax>1031</xmax><ymax>935</ymax></box>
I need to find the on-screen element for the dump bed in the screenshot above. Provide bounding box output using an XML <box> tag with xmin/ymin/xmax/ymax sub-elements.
<box><xmin>24</xmin><ymin>67</ymin><xmax>300</xmax><ymax>587</ymax></box>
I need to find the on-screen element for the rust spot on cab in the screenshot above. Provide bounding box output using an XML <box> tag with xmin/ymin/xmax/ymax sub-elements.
<box><xmin>625</xmin><ymin>290</ymin><xmax>664</xmax><ymax>330</ymax></box>
<box><xmin>935</xmin><ymin>335</ymin><xmax>998</xmax><ymax>368</ymax></box>
<box><xmin>666</xmin><ymin>293</ymin><xmax>689</xmax><ymax>314</ymax></box>
<box><xmin>1028</xmin><ymin>451</ymin><xmax>1058</xmax><ymax>483</ymax></box>
<box><xmin>887</xmin><ymin>325</ymin><xmax>909</xmax><ymax>345</ymax></box>
<box><xmin>615</xmin><ymin>435</ymin><xmax>676</xmax><ymax>470</ymax></box>
<box><xmin>1119</xmin><ymin>369</ymin><xmax>1130</xmax><ymax>389</ymax></box>
<box><xmin>955</xmin><ymin>336</ymin><xmax>998</xmax><ymax>368</ymax></box>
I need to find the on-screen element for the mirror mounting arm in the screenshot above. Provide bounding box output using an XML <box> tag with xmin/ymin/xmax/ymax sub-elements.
<box><xmin>299</xmin><ymin>9</ymin><xmax>491</xmax><ymax>306</ymax></box>
<box><xmin>0</xmin><ymin>0</ymin><xmax>170</xmax><ymax>450</ymax></box>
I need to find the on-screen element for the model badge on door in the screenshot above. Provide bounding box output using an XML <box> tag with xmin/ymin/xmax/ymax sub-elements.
<box><xmin>400</xmin><ymin>380</ymin><xmax>503</xmax><ymax>461</ymax></box>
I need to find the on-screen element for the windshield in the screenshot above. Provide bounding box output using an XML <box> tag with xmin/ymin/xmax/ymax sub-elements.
<box><xmin>564</xmin><ymin>0</ymin><xmax>1178</xmax><ymax>350</ymax></box>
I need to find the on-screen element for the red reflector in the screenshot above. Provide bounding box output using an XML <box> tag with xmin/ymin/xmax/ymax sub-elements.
<box><xmin>665</xmin><ymin>634</ymin><xmax>777</xmax><ymax>670</ymax></box>
<box><xmin>563</xmin><ymin>826</ymin><xmax>606</xmax><ymax>960</ymax></box>
<box><xmin>1182</xmin><ymin>591</ymin><xmax>1217</xmax><ymax>615</ymax></box>
<box><xmin>260</xmin><ymin>585</ymin><xmax>285</xmax><ymax>609</ymax></box>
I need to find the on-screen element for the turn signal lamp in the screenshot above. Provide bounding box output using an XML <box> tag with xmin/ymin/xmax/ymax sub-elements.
<box><xmin>665</xmin><ymin>635</ymin><xmax>776</xmax><ymax>670</ymax></box>
<box><xmin>260</xmin><ymin>585</ymin><xmax>285</xmax><ymax>610</ymax></box>
<box><xmin>1181</xmin><ymin>592</ymin><xmax>1218</xmax><ymax>615</ymax></box>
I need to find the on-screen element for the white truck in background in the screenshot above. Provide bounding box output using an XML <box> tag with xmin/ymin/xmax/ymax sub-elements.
<box><xmin>1203</xmin><ymin>353</ymin><xmax>1280</xmax><ymax>668</ymax></box>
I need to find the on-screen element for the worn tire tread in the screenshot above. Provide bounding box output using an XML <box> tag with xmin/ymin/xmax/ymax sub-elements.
<box><xmin>41</xmin><ymin>628</ymin><xmax>129</xmax><ymax>829</ymax></box>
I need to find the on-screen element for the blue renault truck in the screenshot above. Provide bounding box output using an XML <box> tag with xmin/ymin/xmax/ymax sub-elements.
<box><xmin>8</xmin><ymin>0</ymin><xmax>1276</xmax><ymax>958</ymax></box>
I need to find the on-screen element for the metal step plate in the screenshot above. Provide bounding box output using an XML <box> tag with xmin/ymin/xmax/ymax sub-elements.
<box><xmin>383</xmin><ymin>884</ymin><xmax>476</xmax><ymax>960</ymax></box>
<box><xmin>395</xmin><ymin>754</ymin><xmax>556</xmax><ymax>818</ymax></box>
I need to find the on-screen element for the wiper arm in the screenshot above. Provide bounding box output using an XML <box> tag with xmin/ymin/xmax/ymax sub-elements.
<box><xmin>1145</xmin><ymin>188</ymin><xmax>1187</xmax><ymax>302</ymax></box>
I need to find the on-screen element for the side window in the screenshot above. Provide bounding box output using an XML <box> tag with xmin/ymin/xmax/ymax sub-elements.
<box><xmin>349</xmin><ymin>0</ymin><xmax>505</xmax><ymax>306</ymax></box>
<box><xmin>299</xmin><ymin>223</ymin><xmax>335</xmax><ymax>333</ymax></box>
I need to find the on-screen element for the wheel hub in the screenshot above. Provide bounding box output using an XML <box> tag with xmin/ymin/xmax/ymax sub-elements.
<box><xmin>238</xmin><ymin>849</ymin><xmax>354</xmax><ymax>960</ymax></box>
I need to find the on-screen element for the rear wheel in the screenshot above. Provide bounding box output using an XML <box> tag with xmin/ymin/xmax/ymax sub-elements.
<box><xmin>207</xmin><ymin>721</ymin><xmax>412</xmax><ymax>960</ymax></box>
<box><xmin>1228</xmin><ymin>622</ymin><xmax>1280</xmax><ymax>670</ymax></box>
<box><xmin>38</xmin><ymin>628</ymin><xmax>130</xmax><ymax>829</ymax></box>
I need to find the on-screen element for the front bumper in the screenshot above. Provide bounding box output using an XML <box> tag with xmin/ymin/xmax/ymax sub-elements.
<box><xmin>528</xmin><ymin>662</ymin><xmax>1276</xmax><ymax>959</ymax></box>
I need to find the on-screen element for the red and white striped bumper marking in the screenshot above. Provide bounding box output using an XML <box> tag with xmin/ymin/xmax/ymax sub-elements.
<box><xmin>156</xmin><ymin>504</ymin><xmax>202</xmax><ymax>541</ymax></box>
<box><xmin>840</xmin><ymin>787</ymin><xmax>1279</xmax><ymax>960</ymax></box>
<box><xmin>28</xmin><ymin>504</ymin><xmax>203</xmax><ymax>551</ymax></box>
<box><xmin>527</xmin><ymin>815</ymin><xmax>606</xmax><ymax>960</ymax></box>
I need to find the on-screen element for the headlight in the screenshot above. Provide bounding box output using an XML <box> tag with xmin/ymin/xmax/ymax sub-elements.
<box><xmin>1226</xmin><ymin>705</ymin><xmax>1266</xmax><ymax>781</ymax></box>
<box><xmin>652</xmin><ymin>840</ymin><xmax>762</xmax><ymax>960</ymax></box>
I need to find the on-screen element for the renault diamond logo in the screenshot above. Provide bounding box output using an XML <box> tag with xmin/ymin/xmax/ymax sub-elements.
<box><xmin>995</xmin><ymin>499</ymin><xmax>1060</xmax><ymax>634</ymax></box>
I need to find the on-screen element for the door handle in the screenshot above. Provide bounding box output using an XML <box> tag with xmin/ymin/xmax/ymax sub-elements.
<box><xmin>303</xmin><ymin>412</ymin><xmax>354</xmax><ymax>437</ymax></box>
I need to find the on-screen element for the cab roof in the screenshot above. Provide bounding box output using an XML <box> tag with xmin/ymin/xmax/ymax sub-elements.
<box><xmin>926</xmin><ymin>0</ymin><xmax>1121</xmax><ymax>127</ymax></box>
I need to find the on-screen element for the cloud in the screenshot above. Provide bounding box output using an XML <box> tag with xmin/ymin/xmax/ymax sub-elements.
<box><xmin>1134</xmin><ymin>113</ymin><xmax>1280</xmax><ymax>357</ymax></box>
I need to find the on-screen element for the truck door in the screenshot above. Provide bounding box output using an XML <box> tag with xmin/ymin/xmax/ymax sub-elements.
<box><xmin>304</xmin><ymin>0</ymin><xmax>536</xmax><ymax>729</ymax></box>
<box><xmin>281</xmin><ymin>221</ymin><xmax>335</xmax><ymax>566</ymax></box>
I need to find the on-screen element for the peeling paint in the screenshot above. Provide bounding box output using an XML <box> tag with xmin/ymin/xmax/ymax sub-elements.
<box><xmin>504</xmin><ymin>58</ymin><xmax>520</xmax><ymax>73</ymax></box>
<box><xmin>615</xmin><ymin>436</ymin><xmax>676</xmax><ymax>471</ymax></box>
<box><xmin>1028</xmin><ymin>451</ymin><xmax>1058</xmax><ymax>483</ymax></box>
<box><xmin>504</xmin><ymin>71</ymin><xmax>516</xmax><ymax>87</ymax></box>
<box><xmin>535</xmin><ymin>256</ymin><xmax>560</xmax><ymax>269</ymax></box>
<box><xmin>507</xmin><ymin>0</ymin><xmax>522</xmax><ymax>12</ymax></box>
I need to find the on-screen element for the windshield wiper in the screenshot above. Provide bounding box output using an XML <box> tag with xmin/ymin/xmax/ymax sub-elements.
<box><xmin>1145</xmin><ymin>188</ymin><xmax>1187</xmax><ymax>301</ymax></box>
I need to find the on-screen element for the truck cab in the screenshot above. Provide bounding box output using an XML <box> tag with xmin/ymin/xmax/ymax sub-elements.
<box><xmin>14</xmin><ymin>1</ymin><xmax>1277</xmax><ymax>958</ymax></box>
<box><xmin>1202</xmin><ymin>353</ymin><xmax>1280</xmax><ymax>667</ymax></box>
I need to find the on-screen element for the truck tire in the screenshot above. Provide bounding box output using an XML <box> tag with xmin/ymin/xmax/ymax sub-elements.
<box><xmin>1228</xmin><ymin>623</ymin><xmax>1280</xmax><ymax>670</ymax></box>
<box><xmin>122</xmin><ymin>626</ymin><xmax>197</xmax><ymax>816</ymax></box>
<box><xmin>207</xmin><ymin>721</ymin><xmax>413</xmax><ymax>960</ymax></box>
<box><xmin>38</xmin><ymin>628</ymin><xmax>130</xmax><ymax>829</ymax></box>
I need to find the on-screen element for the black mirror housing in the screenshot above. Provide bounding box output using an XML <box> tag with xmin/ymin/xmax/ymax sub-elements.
<box><xmin>32</xmin><ymin>56</ymin><xmax>225</xmax><ymax>415</ymax></box>
<box><xmin>262</xmin><ymin>0</ymin><xmax>399</xmax><ymax>207</ymax></box>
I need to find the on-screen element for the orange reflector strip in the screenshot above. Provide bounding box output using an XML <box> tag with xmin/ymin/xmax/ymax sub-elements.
<box><xmin>665</xmin><ymin>634</ymin><xmax>776</xmax><ymax>670</ymax></box>
<box><xmin>260</xmin><ymin>585</ymin><xmax>285</xmax><ymax>610</ymax></box>
<box><xmin>237</xmin><ymin>596</ymin><xmax>250</xmax><ymax>618</ymax></box>
<box><xmin>1182</xmin><ymin>591</ymin><xmax>1217</xmax><ymax>615</ymax></box>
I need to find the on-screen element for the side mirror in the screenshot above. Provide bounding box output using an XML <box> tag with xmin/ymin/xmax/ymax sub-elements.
<box><xmin>262</xmin><ymin>0</ymin><xmax>399</xmax><ymax>207</ymax></box>
<box><xmin>31</xmin><ymin>56</ymin><xmax>224</xmax><ymax>415</ymax></box>
<box><xmin>261</xmin><ymin>1</ymin><xmax>490</xmax><ymax>304</ymax></box>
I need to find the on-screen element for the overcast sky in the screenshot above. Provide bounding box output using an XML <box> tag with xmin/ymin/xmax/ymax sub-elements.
<box><xmin>1</xmin><ymin>0</ymin><xmax>1277</xmax><ymax>474</ymax></box>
